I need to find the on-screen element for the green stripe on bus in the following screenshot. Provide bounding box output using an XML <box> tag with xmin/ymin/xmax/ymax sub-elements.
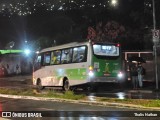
<box><xmin>54</xmin><ymin>68</ymin><xmax>87</xmax><ymax>80</ymax></box>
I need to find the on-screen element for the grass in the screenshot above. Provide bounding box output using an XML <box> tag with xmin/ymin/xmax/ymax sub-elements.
<box><xmin>0</xmin><ymin>88</ymin><xmax>160</xmax><ymax>108</ymax></box>
<box><xmin>41</xmin><ymin>90</ymin><xmax>85</xmax><ymax>100</ymax></box>
<box><xmin>0</xmin><ymin>88</ymin><xmax>35</xmax><ymax>96</ymax></box>
<box><xmin>99</xmin><ymin>97</ymin><xmax>160</xmax><ymax>107</ymax></box>
<box><xmin>0</xmin><ymin>88</ymin><xmax>85</xmax><ymax>100</ymax></box>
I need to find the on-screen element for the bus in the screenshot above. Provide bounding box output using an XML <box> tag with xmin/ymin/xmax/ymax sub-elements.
<box><xmin>33</xmin><ymin>41</ymin><xmax>124</xmax><ymax>91</ymax></box>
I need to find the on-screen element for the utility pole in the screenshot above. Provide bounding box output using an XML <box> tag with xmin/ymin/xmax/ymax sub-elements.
<box><xmin>152</xmin><ymin>0</ymin><xmax>159</xmax><ymax>90</ymax></box>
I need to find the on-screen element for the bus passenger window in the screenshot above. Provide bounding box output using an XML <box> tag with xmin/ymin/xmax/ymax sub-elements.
<box><xmin>61</xmin><ymin>48</ymin><xmax>72</xmax><ymax>64</ymax></box>
<box><xmin>73</xmin><ymin>48</ymin><xmax>78</xmax><ymax>62</ymax></box>
<box><xmin>51</xmin><ymin>50</ymin><xmax>61</xmax><ymax>65</ymax></box>
<box><xmin>68</xmin><ymin>49</ymin><xmax>73</xmax><ymax>63</ymax></box>
<box><xmin>36</xmin><ymin>55</ymin><xmax>41</xmax><ymax>63</ymax></box>
<box><xmin>51</xmin><ymin>52</ymin><xmax>56</xmax><ymax>64</ymax></box>
<box><xmin>73</xmin><ymin>46</ymin><xmax>86</xmax><ymax>63</ymax></box>
<box><xmin>43</xmin><ymin>52</ymin><xmax>51</xmax><ymax>65</ymax></box>
<box><xmin>34</xmin><ymin>55</ymin><xmax>42</xmax><ymax>71</ymax></box>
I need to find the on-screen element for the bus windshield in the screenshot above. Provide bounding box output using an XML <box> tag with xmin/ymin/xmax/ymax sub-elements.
<box><xmin>93</xmin><ymin>44</ymin><xmax>119</xmax><ymax>56</ymax></box>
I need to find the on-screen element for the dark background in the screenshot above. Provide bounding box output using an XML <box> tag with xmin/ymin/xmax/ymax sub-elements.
<box><xmin>0</xmin><ymin>0</ymin><xmax>160</xmax><ymax>51</ymax></box>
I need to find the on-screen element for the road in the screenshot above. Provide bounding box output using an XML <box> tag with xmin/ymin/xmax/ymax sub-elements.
<box><xmin>0</xmin><ymin>97</ymin><xmax>160</xmax><ymax>120</ymax></box>
<box><xmin>0</xmin><ymin>75</ymin><xmax>160</xmax><ymax>120</ymax></box>
<box><xmin>0</xmin><ymin>75</ymin><xmax>160</xmax><ymax>99</ymax></box>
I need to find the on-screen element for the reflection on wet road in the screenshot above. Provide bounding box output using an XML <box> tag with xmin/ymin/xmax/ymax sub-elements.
<box><xmin>73</xmin><ymin>82</ymin><xmax>160</xmax><ymax>100</ymax></box>
<box><xmin>84</xmin><ymin>91</ymin><xmax>160</xmax><ymax>100</ymax></box>
<box><xmin>0</xmin><ymin>76</ymin><xmax>160</xmax><ymax>100</ymax></box>
<box><xmin>0</xmin><ymin>97</ymin><xmax>160</xmax><ymax>120</ymax></box>
<box><xmin>0</xmin><ymin>77</ymin><xmax>160</xmax><ymax>120</ymax></box>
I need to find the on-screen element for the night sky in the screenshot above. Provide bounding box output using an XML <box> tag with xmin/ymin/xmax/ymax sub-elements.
<box><xmin>0</xmin><ymin>0</ymin><xmax>159</xmax><ymax>50</ymax></box>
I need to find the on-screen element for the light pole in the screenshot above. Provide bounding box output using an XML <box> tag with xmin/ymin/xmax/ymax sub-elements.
<box><xmin>152</xmin><ymin>0</ymin><xmax>159</xmax><ymax>90</ymax></box>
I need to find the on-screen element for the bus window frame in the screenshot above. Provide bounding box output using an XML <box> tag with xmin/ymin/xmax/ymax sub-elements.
<box><xmin>50</xmin><ymin>50</ymin><xmax>62</xmax><ymax>65</ymax></box>
<box><xmin>72</xmin><ymin>45</ymin><xmax>88</xmax><ymax>63</ymax></box>
<box><xmin>61</xmin><ymin>48</ymin><xmax>73</xmax><ymax>64</ymax></box>
<box><xmin>40</xmin><ymin>45</ymin><xmax>88</xmax><ymax>66</ymax></box>
<box><xmin>92</xmin><ymin>43</ymin><xmax>120</xmax><ymax>59</ymax></box>
<box><xmin>43</xmin><ymin>52</ymin><xmax>51</xmax><ymax>66</ymax></box>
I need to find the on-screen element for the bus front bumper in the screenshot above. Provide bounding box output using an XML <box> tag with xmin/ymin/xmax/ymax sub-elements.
<box><xmin>89</xmin><ymin>77</ymin><xmax>120</xmax><ymax>83</ymax></box>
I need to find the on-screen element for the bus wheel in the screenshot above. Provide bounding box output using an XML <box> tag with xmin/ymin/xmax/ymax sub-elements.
<box><xmin>62</xmin><ymin>80</ymin><xmax>70</xmax><ymax>91</ymax></box>
<box><xmin>37</xmin><ymin>79</ymin><xmax>44</xmax><ymax>90</ymax></box>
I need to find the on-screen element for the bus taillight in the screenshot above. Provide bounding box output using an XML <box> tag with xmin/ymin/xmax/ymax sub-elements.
<box><xmin>89</xmin><ymin>66</ymin><xmax>94</xmax><ymax>77</ymax></box>
<box><xmin>116</xmin><ymin>43</ymin><xmax>121</xmax><ymax>47</ymax></box>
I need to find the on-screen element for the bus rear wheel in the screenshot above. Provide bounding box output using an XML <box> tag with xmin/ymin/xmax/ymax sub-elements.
<box><xmin>37</xmin><ymin>79</ymin><xmax>45</xmax><ymax>90</ymax></box>
<box><xmin>62</xmin><ymin>80</ymin><xmax>70</xmax><ymax>91</ymax></box>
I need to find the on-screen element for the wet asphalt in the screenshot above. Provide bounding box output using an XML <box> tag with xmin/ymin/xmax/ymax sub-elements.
<box><xmin>73</xmin><ymin>81</ymin><xmax>160</xmax><ymax>99</ymax></box>
<box><xmin>0</xmin><ymin>75</ymin><xmax>160</xmax><ymax>100</ymax></box>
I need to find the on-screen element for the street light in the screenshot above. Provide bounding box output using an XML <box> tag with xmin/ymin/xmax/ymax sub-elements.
<box><xmin>111</xmin><ymin>0</ymin><xmax>118</xmax><ymax>6</ymax></box>
<box><xmin>24</xmin><ymin>49</ymin><xmax>31</xmax><ymax>56</ymax></box>
<box><xmin>152</xmin><ymin>0</ymin><xmax>159</xmax><ymax>90</ymax></box>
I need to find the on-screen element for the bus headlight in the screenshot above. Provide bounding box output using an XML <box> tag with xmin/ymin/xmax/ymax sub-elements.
<box><xmin>117</xmin><ymin>72</ymin><xmax>123</xmax><ymax>79</ymax></box>
<box><xmin>89</xmin><ymin>71</ymin><xmax>94</xmax><ymax>77</ymax></box>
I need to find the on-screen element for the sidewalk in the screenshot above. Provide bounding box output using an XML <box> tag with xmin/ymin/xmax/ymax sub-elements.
<box><xmin>0</xmin><ymin>75</ymin><xmax>32</xmax><ymax>82</ymax></box>
<box><xmin>121</xmin><ymin>80</ymin><xmax>160</xmax><ymax>94</ymax></box>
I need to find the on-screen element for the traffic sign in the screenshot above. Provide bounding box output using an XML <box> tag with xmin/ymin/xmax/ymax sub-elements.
<box><xmin>152</xmin><ymin>29</ymin><xmax>159</xmax><ymax>38</ymax></box>
<box><xmin>152</xmin><ymin>29</ymin><xmax>159</xmax><ymax>43</ymax></box>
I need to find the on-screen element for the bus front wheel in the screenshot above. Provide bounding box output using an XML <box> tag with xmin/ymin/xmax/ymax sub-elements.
<box><xmin>62</xmin><ymin>80</ymin><xmax>70</xmax><ymax>91</ymax></box>
<box><xmin>37</xmin><ymin>79</ymin><xmax>45</xmax><ymax>90</ymax></box>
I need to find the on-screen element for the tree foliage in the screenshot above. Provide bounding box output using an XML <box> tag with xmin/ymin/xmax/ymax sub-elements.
<box><xmin>87</xmin><ymin>21</ymin><xmax>125</xmax><ymax>43</ymax></box>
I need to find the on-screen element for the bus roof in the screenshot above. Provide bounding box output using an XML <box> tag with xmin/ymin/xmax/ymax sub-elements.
<box><xmin>0</xmin><ymin>50</ymin><xmax>24</xmax><ymax>54</ymax></box>
<box><xmin>40</xmin><ymin>41</ymin><xmax>89</xmax><ymax>53</ymax></box>
<box><xmin>39</xmin><ymin>41</ymin><xmax>120</xmax><ymax>53</ymax></box>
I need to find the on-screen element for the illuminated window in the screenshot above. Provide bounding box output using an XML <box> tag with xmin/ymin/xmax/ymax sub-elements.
<box><xmin>72</xmin><ymin>46</ymin><xmax>87</xmax><ymax>63</ymax></box>
<box><xmin>43</xmin><ymin>52</ymin><xmax>51</xmax><ymax>65</ymax></box>
<box><xmin>61</xmin><ymin>48</ymin><xmax>72</xmax><ymax>64</ymax></box>
<box><xmin>50</xmin><ymin>50</ymin><xmax>61</xmax><ymax>65</ymax></box>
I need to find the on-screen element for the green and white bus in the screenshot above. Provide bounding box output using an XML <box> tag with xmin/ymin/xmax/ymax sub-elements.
<box><xmin>33</xmin><ymin>41</ymin><xmax>124</xmax><ymax>90</ymax></box>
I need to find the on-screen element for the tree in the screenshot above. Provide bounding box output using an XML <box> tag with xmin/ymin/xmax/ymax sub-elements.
<box><xmin>87</xmin><ymin>21</ymin><xmax>125</xmax><ymax>43</ymax></box>
<box><xmin>31</xmin><ymin>37</ymin><xmax>54</xmax><ymax>51</ymax></box>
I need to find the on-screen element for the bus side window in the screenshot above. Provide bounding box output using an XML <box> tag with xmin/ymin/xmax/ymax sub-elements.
<box><xmin>34</xmin><ymin>55</ymin><xmax>42</xmax><ymax>71</ymax></box>
<box><xmin>61</xmin><ymin>48</ymin><xmax>73</xmax><ymax>64</ymax></box>
<box><xmin>78</xmin><ymin>46</ymin><xmax>86</xmax><ymax>62</ymax></box>
<box><xmin>73</xmin><ymin>48</ymin><xmax>78</xmax><ymax>62</ymax></box>
<box><xmin>73</xmin><ymin>46</ymin><xmax>86</xmax><ymax>63</ymax></box>
<box><xmin>43</xmin><ymin>52</ymin><xmax>51</xmax><ymax>66</ymax></box>
<box><xmin>61</xmin><ymin>49</ymin><xmax>67</xmax><ymax>64</ymax></box>
<box><xmin>51</xmin><ymin>50</ymin><xmax>61</xmax><ymax>65</ymax></box>
<box><xmin>51</xmin><ymin>51</ymin><xmax>56</xmax><ymax>64</ymax></box>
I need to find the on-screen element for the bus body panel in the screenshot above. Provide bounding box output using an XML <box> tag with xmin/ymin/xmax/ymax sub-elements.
<box><xmin>89</xmin><ymin>56</ymin><xmax>122</xmax><ymax>82</ymax></box>
<box><xmin>33</xmin><ymin>62</ymin><xmax>89</xmax><ymax>86</ymax></box>
<box><xmin>33</xmin><ymin>41</ymin><xmax>123</xmax><ymax>88</ymax></box>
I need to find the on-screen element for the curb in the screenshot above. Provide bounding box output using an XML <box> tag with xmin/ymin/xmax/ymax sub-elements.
<box><xmin>127</xmin><ymin>90</ymin><xmax>153</xmax><ymax>93</ymax></box>
<box><xmin>0</xmin><ymin>94</ymin><xmax>160</xmax><ymax>111</ymax></box>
